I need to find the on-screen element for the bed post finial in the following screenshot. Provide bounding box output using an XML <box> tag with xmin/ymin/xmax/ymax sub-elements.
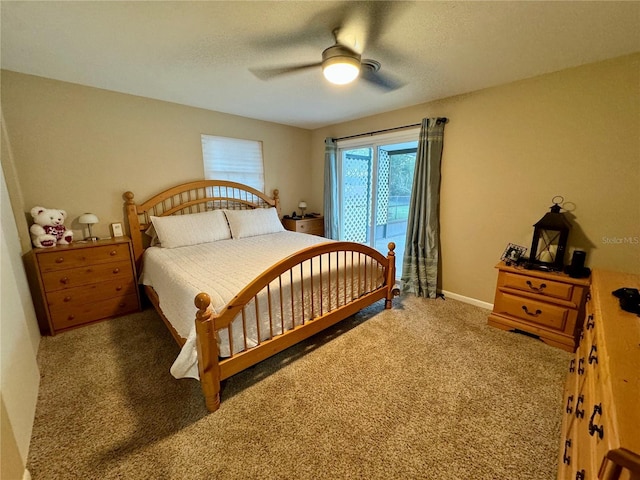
<box><xmin>385</xmin><ymin>242</ymin><xmax>399</xmax><ymax>309</ymax></box>
<box><xmin>124</xmin><ymin>191</ymin><xmax>135</xmax><ymax>204</ymax></box>
<box><xmin>194</xmin><ymin>292</ymin><xmax>221</xmax><ymax>412</ymax></box>
<box><xmin>272</xmin><ymin>189</ymin><xmax>281</xmax><ymax>216</ymax></box>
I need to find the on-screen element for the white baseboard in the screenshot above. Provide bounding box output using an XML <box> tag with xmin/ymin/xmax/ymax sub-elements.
<box><xmin>440</xmin><ymin>290</ymin><xmax>493</xmax><ymax>311</ymax></box>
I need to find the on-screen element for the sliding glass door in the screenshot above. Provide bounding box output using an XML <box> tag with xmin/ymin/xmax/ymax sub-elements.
<box><xmin>337</xmin><ymin>129</ymin><xmax>418</xmax><ymax>278</ymax></box>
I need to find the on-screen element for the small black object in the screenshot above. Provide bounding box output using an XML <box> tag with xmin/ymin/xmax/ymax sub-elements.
<box><xmin>612</xmin><ymin>287</ymin><xmax>640</xmax><ymax>316</ymax></box>
<box><xmin>564</xmin><ymin>250</ymin><xmax>591</xmax><ymax>278</ymax></box>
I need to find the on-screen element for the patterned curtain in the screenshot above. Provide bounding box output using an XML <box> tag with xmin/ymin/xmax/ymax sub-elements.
<box><xmin>401</xmin><ymin>118</ymin><xmax>446</xmax><ymax>298</ymax></box>
<box><xmin>323</xmin><ymin>138</ymin><xmax>339</xmax><ymax>239</ymax></box>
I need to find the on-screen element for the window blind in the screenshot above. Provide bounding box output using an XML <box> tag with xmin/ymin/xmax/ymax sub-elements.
<box><xmin>201</xmin><ymin>135</ymin><xmax>265</xmax><ymax>192</ymax></box>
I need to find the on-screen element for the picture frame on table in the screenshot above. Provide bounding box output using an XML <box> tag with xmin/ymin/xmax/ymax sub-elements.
<box><xmin>501</xmin><ymin>243</ymin><xmax>527</xmax><ymax>265</ymax></box>
<box><xmin>111</xmin><ymin>222</ymin><xmax>124</xmax><ymax>238</ymax></box>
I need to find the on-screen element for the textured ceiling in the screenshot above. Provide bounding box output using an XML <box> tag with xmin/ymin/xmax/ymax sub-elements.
<box><xmin>1</xmin><ymin>1</ymin><xmax>639</xmax><ymax>129</ymax></box>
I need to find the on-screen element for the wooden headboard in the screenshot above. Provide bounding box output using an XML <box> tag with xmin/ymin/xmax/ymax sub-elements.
<box><xmin>123</xmin><ymin>180</ymin><xmax>280</xmax><ymax>267</ymax></box>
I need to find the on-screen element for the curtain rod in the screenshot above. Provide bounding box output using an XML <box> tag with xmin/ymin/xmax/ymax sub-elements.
<box><xmin>335</xmin><ymin>117</ymin><xmax>448</xmax><ymax>141</ymax></box>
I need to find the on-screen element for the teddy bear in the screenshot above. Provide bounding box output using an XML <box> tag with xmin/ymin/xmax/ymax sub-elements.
<box><xmin>30</xmin><ymin>206</ymin><xmax>74</xmax><ymax>248</ymax></box>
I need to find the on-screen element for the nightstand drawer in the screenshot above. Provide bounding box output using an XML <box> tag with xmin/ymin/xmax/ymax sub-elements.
<box><xmin>46</xmin><ymin>278</ymin><xmax>138</xmax><ymax>310</ymax></box>
<box><xmin>501</xmin><ymin>271</ymin><xmax>574</xmax><ymax>301</ymax></box>
<box><xmin>297</xmin><ymin>220</ymin><xmax>323</xmax><ymax>235</ymax></box>
<box><xmin>37</xmin><ymin>243</ymin><xmax>132</xmax><ymax>272</ymax></box>
<box><xmin>41</xmin><ymin>260</ymin><xmax>133</xmax><ymax>292</ymax></box>
<box><xmin>494</xmin><ymin>291</ymin><xmax>570</xmax><ymax>330</ymax></box>
<box><xmin>50</xmin><ymin>294</ymin><xmax>140</xmax><ymax>330</ymax></box>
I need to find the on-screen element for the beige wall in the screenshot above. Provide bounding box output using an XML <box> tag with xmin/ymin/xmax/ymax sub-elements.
<box><xmin>1</xmin><ymin>71</ymin><xmax>312</xmax><ymax>244</ymax></box>
<box><xmin>311</xmin><ymin>54</ymin><xmax>640</xmax><ymax>304</ymax></box>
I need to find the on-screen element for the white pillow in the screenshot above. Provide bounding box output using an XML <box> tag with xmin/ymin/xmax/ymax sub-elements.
<box><xmin>224</xmin><ymin>208</ymin><xmax>285</xmax><ymax>239</ymax></box>
<box><xmin>150</xmin><ymin>210</ymin><xmax>231</xmax><ymax>248</ymax></box>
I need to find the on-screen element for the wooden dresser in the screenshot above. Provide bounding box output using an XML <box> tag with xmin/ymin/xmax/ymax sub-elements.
<box><xmin>282</xmin><ymin>216</ymin><xmax>324</xmax><ymax>236</ymax></box>
<box><xmin>24</xmin><ymin>237</ymin><xmax>140</xmax><ymax>335</ymax></box>
<box><xmin>488</xmin><ymin>262</ymin><xmax>590</xmax><ymax>352</ymax></box>
<box><xmin>557</xmin><ymin>269</ymin><xmax>640</xmax><ymax>480</ymax></box>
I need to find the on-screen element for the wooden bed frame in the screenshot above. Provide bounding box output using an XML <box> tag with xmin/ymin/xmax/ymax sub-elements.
<box><xmin>124</xmin><ymin>180</ymin><xmax>399</xmax><ymax>412</ymax></box>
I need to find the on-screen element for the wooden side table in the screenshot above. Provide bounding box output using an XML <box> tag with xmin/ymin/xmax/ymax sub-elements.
<box><xmin>282</xmin><ymin>216</ymin><xmax>325</xmax><ymax>236</ymax></box>
<box><xmin>24</xmin><ymin>237</ymin><xmax>141</xmax><ymax>335</ymax></box>
<box><xmin>488</xmin><ymin>261</ymin><xmax>590</xmax><ymax>352</ymax></box>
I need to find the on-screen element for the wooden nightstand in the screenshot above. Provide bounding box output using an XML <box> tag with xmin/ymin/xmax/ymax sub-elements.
<box><xmin>282</xmin><ymin>216</ymin><xmax>325</xmax><ymax>236</ymax></box>
<box><xmin>24</xmin><ymin>237</ymin><xmax>141</xmax><ymax>335</ymax></box>
<box><xmin>488</xmin><ymin>261</ymin><xmax>590</xmax><ymax>352</ymax></box>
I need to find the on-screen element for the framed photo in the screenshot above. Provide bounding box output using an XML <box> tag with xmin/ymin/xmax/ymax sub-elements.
<box><xmin>111</xmin><ymin>222</ymin><xmax>124</xmax><ymax>238</ymax></box>
<box><xmin>501</xmin><ymin>243</ymin><xmax>527</xmax><ymax>265</ymax></box>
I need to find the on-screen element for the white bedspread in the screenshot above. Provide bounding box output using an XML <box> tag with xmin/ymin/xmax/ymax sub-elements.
<box><xmin>140</xmin><ymin>231</ymin><xmax>336</xmax><ymax>379</ymax></box>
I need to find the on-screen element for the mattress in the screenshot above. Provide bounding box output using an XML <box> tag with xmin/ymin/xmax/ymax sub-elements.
<box><xmin>140</xmin><ymin>231</ymin><xmax>383</xmax><ymax>380</ymax></box>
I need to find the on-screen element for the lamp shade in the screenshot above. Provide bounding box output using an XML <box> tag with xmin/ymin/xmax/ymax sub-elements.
<box><xmin>322</xmin><ymin>45</ymin><xmax>360</xmax><ymax>85</ymax></box>
<box><xmin>78</xmin><ymin>213</ymin><xmax>99</xmax><ymax>225</ymax></box>
<box><xmin>298</xmin><ymin>201</ymin><xmax>307</xmax><ymax>210</ymax></box>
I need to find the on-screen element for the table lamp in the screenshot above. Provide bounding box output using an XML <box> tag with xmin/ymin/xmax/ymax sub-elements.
<box><xmin>298</xmin><ymin>201</ymin><xmax>307</xmax><ymax>218</ymax></box>
<box><xmin>79</xmin><ymin>213</ymin><xmax>99</xmax><ymax>241</ymax></box>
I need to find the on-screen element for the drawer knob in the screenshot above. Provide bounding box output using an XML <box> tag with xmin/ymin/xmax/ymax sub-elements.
<box><xmin>588</xmin><ymin>404</ymin><xmax>604</xmax><ymax>439</ymax></box>
<box><xmin>116</xmin><ymin>285</ymin><xmax>123</xmax><ymax>291</ymax></box>
<box><xmin>562</xmin><ymin>439</ymin><xmax>571</xmax><ymax>465</ymax></box>
<box><xmin>110</xmin><ymin>250</ymin><xmax>117</xmax><ymax>256</ymax></box>
<box><xmin>60</xmin><ymin>277</ymin><xmax>70</xmax><ymax>284</ymax></box>
<box><xmin>55</xmin><ymin>257</ymin><xmax>64</xmax><ymax>263</ymax></box>
<box><xmin>113</xmin><ymin>268</ymin><xmax>120</xmax><ymax>274</ymax></box>
<box><xmin>521</xmin><ymin>305</ymin><xmax>542</xmax><ymax>317</ymax></box>
<box><xmin>67</xmin><ymin>314</ymin><xmax>75</xmax><ymax>321</ymax></box>
<box><xmin>575</xmin><ymin>394</ymin><xmax>585</xmax><ymax>418</ymax></box>
<box><xmin>64</xmin><ymin>296</ymin><xmax>72</xmax><ymax>302</ymax></box>
<box><xmin>526</xmin><ymin>280</ymin><xmax>546</xmax><ymax>292</ymax></box>
<box><xmin>118</xmin><ymin>302</ymin><xmax>126</xmax><ymax>308</ymax></box>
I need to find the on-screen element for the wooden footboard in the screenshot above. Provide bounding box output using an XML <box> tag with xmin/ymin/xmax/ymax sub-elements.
<box><xmin>123</xmin><ymin>180</ymin><xmax>399</xmax><ymax>412</ymax></box>
<box><xmin>194</xmin><ymin>241</ymin><xmax>398</xmax><ymax>412</ymax></box>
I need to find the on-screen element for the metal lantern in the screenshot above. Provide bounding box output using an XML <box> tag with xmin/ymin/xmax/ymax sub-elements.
<box><xmin>528</xmin><ymin>196</ymin><xmax>571</xmax><ymax>271</ymax></box>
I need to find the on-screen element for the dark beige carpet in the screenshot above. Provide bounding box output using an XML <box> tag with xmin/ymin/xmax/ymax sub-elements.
<box><xmin>27</xmin><ymin>294</ymin><xmax>570</xmax><ymax>480</ymax></box>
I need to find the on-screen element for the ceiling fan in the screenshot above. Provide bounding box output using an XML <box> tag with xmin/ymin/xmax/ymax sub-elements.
<box><xmin>249</xmin><ymin>3</ymin><xmax>406</xmax><ymax>91</ymax></box>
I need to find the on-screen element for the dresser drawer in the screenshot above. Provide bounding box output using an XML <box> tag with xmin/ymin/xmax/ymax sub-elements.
<box><xmin>41</xmin><ymin>260</ymin><xmax>133</xmax><ymax>292</ymax></box>
<box><xmin>46</xmin><ymin>278</ymin><xmax>138</xmax><ymax>310</ymax></box>
<box><xmin>37</xmin><ymin>243</ymin><xmax>132</xmax><ymax>272</ymax></box>
<box><xmin>501</xmin><ymin>271</ymin><xmax>574</xmax><ymax>301</ymax></box>
<box><xmin>50</xmin><ymin>294</ymin><xmax>139</xmax><ymax>330</ymax></box>
<box><xmin>494</xmin><ymin>291</ymin><xmax>570</xmax><ymax>330</ymax></box>
<box><xmin>297</xmin><ymin>219</ymin><xmax>324</xmax><ymax>235</ymax></box>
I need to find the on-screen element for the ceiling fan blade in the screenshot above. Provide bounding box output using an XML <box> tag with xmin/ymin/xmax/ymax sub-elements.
<box><xmin>360</xmin><ymin>64</ymin><xmax>405</xmax><ymax>92</ymax></box>
<box><xmin>250</xmin><ymin>62</ymin><xmax>322</xmax><ymax>80</ymax></box>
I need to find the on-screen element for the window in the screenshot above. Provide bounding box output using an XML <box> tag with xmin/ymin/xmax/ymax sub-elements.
<box><xmin>337</xmin><ymin>128</ymin><xmax>419</xmax><ymax>277</ymax></box>
<box><xmin>201</xmin><ymin>135</ymin><xmax>265</xmax><ymax>192</ymax></box>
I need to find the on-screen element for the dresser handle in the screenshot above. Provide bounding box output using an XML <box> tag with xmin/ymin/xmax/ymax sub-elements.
<box><xmin>60</xmin><ymin>277</ymin><xmax>70</xmax><ymax>284</ymax></box>
<box><xmin>576</xmin><ymin>470</ymin><xmax>585</xmax><ymax>480</ymax></box>
<box><xmin>116</xmin><ymin>285</ymin><xmax>123</xmax><ymax>291</ymax></box>
<box><xmin>55</xmin><ymin>256</ymin><xmax>64</xmax><ymax>263</ymax></box>
<box><xmin>588</xmin><ymin>404</ymin><xmax>604</xmax><ymax>439</ymax></box>
<box><xmin>64</xmin><ymin>296</ymin><xmax>72</xmax><ymax>302</ymax></box>
<box><xmin>522</xmin><ymin>305</ymin><xmax>542</xmax><ymax>317</ymax></box>
<box><xmin>588</xmin><ymin>344</ymin><xmax>598</xmax><ymax>365</ymax></box>
<box><xmin>578</xmin><ymin>358</ymin><xmax>585</xmax><ymax>375</ymax></box>
<box><xmin>113</xmin><ymin>268</ymin><xmax>120</xmax><ymax>274</ymax></box>
<box><xmin>565</xmin><ymin>395</ymin><xmax>574</xmax><ymax>414</ymax></box>
<box><xmin>67</xmin><ymin>314</ymin><xmax>75</xmax><ymax>321</ymax></box>
<box><xmin>526</xmin><ymin>280</ymin><xmax>546</xmax><ymax>292</ymax></box>
<box><xmin>569</xmin><ymin>359</ymin><xmax>575</xmax><ymax>373</ymax></box>
<box><xmin>562</xmin><ymin>439</ymin><xmax>571</xmax><ymax>465</ymax></box>
<box><xmin>586</xmin><ymin>314</ymin><xmax>595</xmax><ymax>330</ymax></box>
<box><xmin>118</xmin><ymin>302</ymin><xmax>126</xmax><ymax>308</ymax></box>
<box><xmin>575</xmin><ymin>395</ymin><xmax>585</xmax><ymax>418</ymax></box>
<box><xmin>110</xmin><ymin>250</ymin><xmax>117</xmax><ymax>256</ymax></box>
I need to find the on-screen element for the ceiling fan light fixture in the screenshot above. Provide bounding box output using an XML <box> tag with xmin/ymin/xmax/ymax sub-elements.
<box><xmin>322</xmin><ymin>45</ymin><xmax>361</xmax><ymax>85</ymax></box>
